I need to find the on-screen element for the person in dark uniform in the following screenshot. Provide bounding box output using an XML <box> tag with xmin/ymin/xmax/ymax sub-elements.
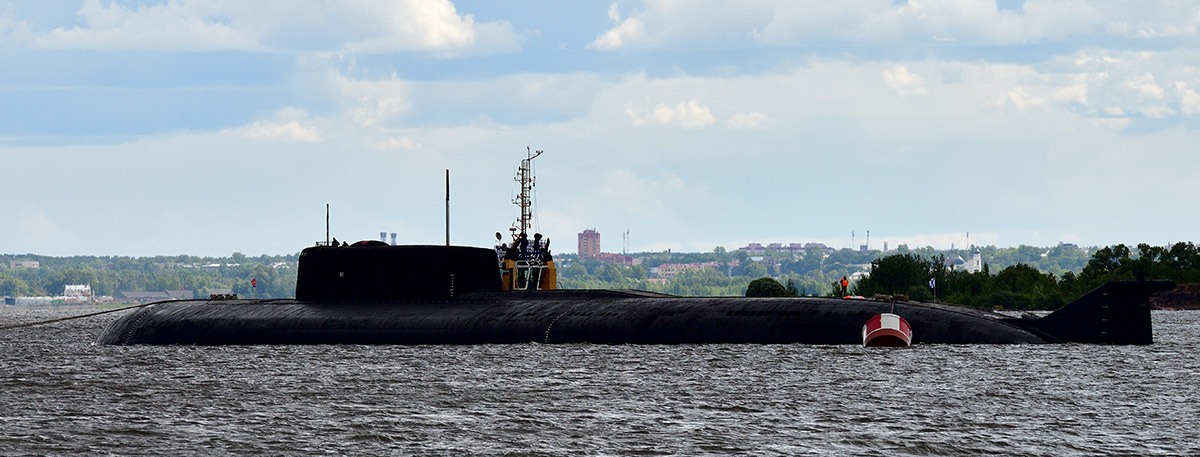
<box><xmin>517</xmin><ymin>232</ymin><xmax>529</xmax><ymax>257</ymax></box>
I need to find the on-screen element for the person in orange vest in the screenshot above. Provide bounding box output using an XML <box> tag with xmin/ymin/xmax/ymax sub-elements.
<box><xmin>840</xmin><ymin>276</ymin><xmax>848</xmax><ymax>296</ymax></box>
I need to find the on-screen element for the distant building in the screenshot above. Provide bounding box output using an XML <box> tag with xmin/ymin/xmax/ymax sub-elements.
<box><xmin>945</xmin><ymin>256</ymin><xmax>964</xmax><ymax>269</ymax></box>
<box><xmin>961</xmin><ymin>248</ymin><xmax>983</xmax><ymax>273</ymax></box>
<box><xmin>653</xmin><ymin>261</ymin><xmax>722</xmax><ymax>279</ymax></box>
<box><xmin>63</xmin><ymin>284</ymin><xmax>92</xmax><ymax>298</ymax></box>
<box><xmin>740</xmin><ymin>243</ymin><xmax>765</xmax><ymax>255</ymax></box>
<box><xmin>738</xmin><ymin>242</ymin><xmax>821</xmax><ymax>257</ymax></box>
<box><xmin>596</xmin><ymin>252</ymin><xmax>634</xmax><ymax>266</ymax></box>
<box><xmin>9</xmin><ymin>260</ymin><xmax>39</xmax><ymax>269</ymax></box>
<box><xmin>578</xmin><ymin>229</ymin><xmax>600</xmax><ymax>259</ymax></box>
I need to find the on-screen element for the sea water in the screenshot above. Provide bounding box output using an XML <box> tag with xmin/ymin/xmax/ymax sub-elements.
<box><xmin>1</xmin><ymin>306</ymin><xmax>1197</xmax><ymax>456</ymax></box>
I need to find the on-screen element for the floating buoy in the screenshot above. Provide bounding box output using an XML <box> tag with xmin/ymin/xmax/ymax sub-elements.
<box><xmin>862</xmin><ymin>313</ymin><xmax>912</xmax><ymax>347</ymax></box>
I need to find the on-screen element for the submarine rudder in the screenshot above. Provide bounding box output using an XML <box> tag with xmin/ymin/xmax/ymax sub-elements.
<box><xmin>1006</xmin><ymin>279</ymin><xmax>1174</xmax><ymax>344</ymax></box>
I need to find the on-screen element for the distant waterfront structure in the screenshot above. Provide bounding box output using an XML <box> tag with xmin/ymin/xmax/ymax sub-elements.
<box><xmin>578</xmin><ymin>229</ymin><xmax>600</xmax><ymax>259</ymax></box>
<box><xmin>63</xmin><ymin>284</ymin><xmax>92</xmax><ymax>299</ymax></box>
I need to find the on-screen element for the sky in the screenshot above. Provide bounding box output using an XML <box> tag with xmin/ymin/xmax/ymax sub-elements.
<box><xmin>2</xmin><ymin>0</ymin><xmax>1199</xmax><ymax>257</ymax></box>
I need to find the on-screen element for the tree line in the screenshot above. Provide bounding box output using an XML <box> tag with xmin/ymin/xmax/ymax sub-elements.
<box><xmin>849</xmin><ymin>242</ymin><xmax>1198</xmax><ymax>309</ymax></box>
<box><xmin>4</xmin><ymin>242</ymin><xmax>1192</xmax><ymax>308</ymax></box>
<box><xmin>556</xmin><ymin>242</ymin><xmax>1097</xmax><ymax>298</ymax></box>
<box><xmin>0</xmin><ymin>253</ymin><xmax>297</xmax><ymax>300</ymax></box>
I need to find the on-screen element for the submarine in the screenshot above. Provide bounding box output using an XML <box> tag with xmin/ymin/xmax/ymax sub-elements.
<box><xmin>96</xmin><ymin>242</ymin><xmax>1174</xmax><ymax>345</ymax></box>
<box><xmin>98</xmin><ymin>149</ymin><xmax>1174</xmax><ymax>346</ymax></box>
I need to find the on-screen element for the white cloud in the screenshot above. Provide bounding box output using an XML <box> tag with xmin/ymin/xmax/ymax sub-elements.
<box><xmin>1106</xmin><ymin>2</ymin><xmax>1200</xmax><ymax>38</ymax></box>
<box><xmin>882</xmin><ymin>65</ymin><xmax>928</xmax><ymax>97</ymax></box>
<box><xmin>242</xmin><ymin>120</ymin><xmax>323</xmax><ymax>142</ymax></box>
<box><xmin>590</xmin><ymin>0</ymin><xmax>770</xmax><ymax>50</ymax></box>
<box><xmin>591</xmin><ymin>0</ymin><xmax>1114</xmax><ymax>50</ymax></box>
<box><xmin>1134</xmin><ymin>105</ymin><xmax>1176</xmax><ymax>118</ymax></box>
<box><xmin>1050</xmin><ymin>49</ymin><xmax>1200</xmax><ymax>121</ymax></box>
<box><xmin>6</xmin><ymin>52</ymin><xmax>1200</xmax><ymax>255</ymax></box>
<box><xmin>27</xmin><ymin>0</ymin><xmax>521</xmax><ymax>55</ymax></box>
<box><xmin>0</xmin><ymin>15</ymin><xmax>33</xmax><ymax>44</ymax></box>
<box><xmin>334</xmin><ymin>74</ymin><xmax>411</xmax><ymax>128</ymax></box>
<box><xmin>590</xmin><ymin>15</ymin><xmax>646</xmax><ymax>50</ymax></box>
<box><xmin>724</xmin><ymin>111</ymin><xmax>771</xmax><ymax>130</ymax></box>
<box><xmin>625</xmin><ymin>100</ymin><xmax>716</xmax><ymax>129</ymax></box>
<box><xmin>376</xmin><ymin>137</ymin><xmax>423</xmax><ymax>150</ymax></box>
<box><xmin>590</xmin><ymin>1</ymin><xmax>1200</xmax><ymax>51</ymax></box>
<box><xmin>991</xmin><ymin>87</ymin><xmax>1048</xmax><ymax>111</ymax></box>
<box><xmin>341</xmin><ymin>0</ymin><xmax>522</xmax><ymax>55</ymax></box>
<box><xmin>606</xmin><ymin>2</ymin><xmax>622</xmax><ymax>22</ymax></box>
<box><xmin>1128</xmin><ymin>73</ymin><xmax>1165</xmax><ymax>100</ymax></box>
<box><xmin>1088</xmin><ymin>117</ymin><xmax>1132</xmax><ymax>131</ymax></box>
<box><xmin>33</xmin><ymin>0</ymin><xmax>260</xmax><ymax>52</ymax></box>
<box><xmin>1177</xmin><ymin>82</ymin><xmax>1200</xmax><ymax>115</ymax></box>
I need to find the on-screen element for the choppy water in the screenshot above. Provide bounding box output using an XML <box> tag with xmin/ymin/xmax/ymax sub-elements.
<box><xmin>1</xmin><ymin>306</ymin><xmax>1198</xmax><ymax>456</ymax></box>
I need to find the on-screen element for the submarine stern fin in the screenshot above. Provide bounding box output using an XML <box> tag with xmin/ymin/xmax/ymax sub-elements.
<box><xmin>1009</xmin><ymin>280</ymin><xmax>1174</xmax><ymax>345</ymax></box>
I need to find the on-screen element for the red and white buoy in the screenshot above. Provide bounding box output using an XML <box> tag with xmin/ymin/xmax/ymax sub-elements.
<box><xmin>862</xmin><ymin>313</ymin><xmax>913</xmax><ymax>347</ymax></box>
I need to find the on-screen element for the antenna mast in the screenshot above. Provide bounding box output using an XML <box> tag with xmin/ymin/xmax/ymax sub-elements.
<box><xmin>445</xmin><ymin>169</ymin><xmax>450</xmax><ymax>246</ymax></box>
<box><xmin>513</xmin><ymin>147</ymin><xmax>543</xmax><ymax>235</ymax></box>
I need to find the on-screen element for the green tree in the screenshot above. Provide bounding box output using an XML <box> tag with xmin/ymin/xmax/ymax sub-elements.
<box><xmin>854</xmin><ymin>253</ymin><xmax>932</xmax><ymax>296</ymax></box>
<box><xmin>745</xmin><ymin>277</ymin><xmax>788</xmax><ymax>297</ymax></box>
<box><xmin>743</xmin><ymin>262</ymin><xmax>768</xmax><ymax>278</ymax></box>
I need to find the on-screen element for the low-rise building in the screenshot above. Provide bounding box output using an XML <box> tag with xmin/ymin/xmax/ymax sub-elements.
<box><xmin>654</xmin><ymin>261</ymin><xmax>722</xmax><ymax>279</ymax></box>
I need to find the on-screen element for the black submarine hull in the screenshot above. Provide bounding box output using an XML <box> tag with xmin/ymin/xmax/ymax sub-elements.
<box><xmin>97</xmin><ymin>282</ymin><xmax>1169</xmax><ymax>345</ymax></box>
<box><xmin>96</xmin><ymin>245</ymin><xmax>1172</xmax><ymax>345</ymax></box>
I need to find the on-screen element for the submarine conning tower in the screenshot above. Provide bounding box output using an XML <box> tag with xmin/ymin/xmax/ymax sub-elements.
<box><xmin>296</xmin><ymin>243</ymin><xmax>503</xmax><ymax>302</ymax></box>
